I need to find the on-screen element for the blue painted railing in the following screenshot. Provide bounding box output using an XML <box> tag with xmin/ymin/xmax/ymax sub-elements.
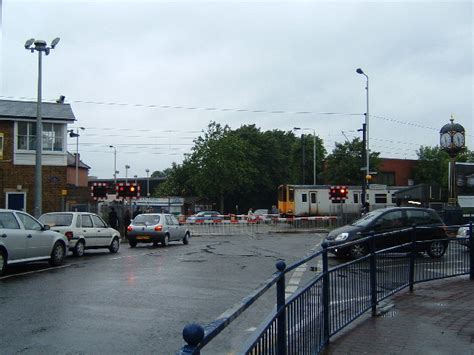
<box><xmin>178</xmin><ymin>222</ymin><xmax>473</xmax><ymax>354</ymax></box>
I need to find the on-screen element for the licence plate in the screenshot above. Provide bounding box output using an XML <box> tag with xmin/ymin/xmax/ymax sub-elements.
<box><xmin>136</xmin><ymin>236</ymin><xmax>150</xmax><ymax>240</ymax></box>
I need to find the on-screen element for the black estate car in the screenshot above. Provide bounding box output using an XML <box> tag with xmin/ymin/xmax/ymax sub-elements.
<box><xmin>324</xmin><ymin>207</ymin><xmax>449</xmax><ymax>259</ymax></box>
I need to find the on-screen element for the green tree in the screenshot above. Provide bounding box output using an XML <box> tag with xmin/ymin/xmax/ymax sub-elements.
<box><xmin>324</xmin><ymin>138</ymin><xmax>381</xmax><ymax>185</ymax></box>
<box><xmin>413</xmin><ymin>145</ymin><xmax>474</xmax><ymax>188</ymax></box>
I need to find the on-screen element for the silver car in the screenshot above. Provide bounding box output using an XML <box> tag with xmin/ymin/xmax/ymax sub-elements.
<box><xmin>0</xmin><ymin>209</ymin><xmax>68</xmax><ymax>276</ymax></box>
<box><xmin>127</xmin><ymin>213</ymin><xmax>190</xmax><ymax>247</ymax></box>
<box><xmin>39</xmin><ymin>212</ymin><xmax>121</xmax><ymax>257</ymax></box>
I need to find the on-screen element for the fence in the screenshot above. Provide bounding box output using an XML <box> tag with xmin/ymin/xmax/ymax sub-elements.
<box><xmin>177</xmin><ymin>222</ymin><xmax>473</xmax><ymax>354</ymax></box>
<box><xmin>184</xmin><ymin>216</ymin><xmax>339</xmax><ymax>236</ymax></box>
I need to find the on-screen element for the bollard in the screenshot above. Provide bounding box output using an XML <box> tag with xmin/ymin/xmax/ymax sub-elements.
<box><xmin>276</xmin><ymin>260</ymin><xmax>287</xmax><ymax>355</ymax></box>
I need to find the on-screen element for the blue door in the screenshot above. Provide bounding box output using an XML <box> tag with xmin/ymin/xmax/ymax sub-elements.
<box><xmin>7</xmin><ymin>193</ymin><xmax>25</xmax><ymax>211</ymax></box>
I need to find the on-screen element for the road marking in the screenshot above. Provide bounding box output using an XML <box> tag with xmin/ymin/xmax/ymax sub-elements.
<box><xmin>110</xmin><ymin>252</ymin><xmax>159</xmax><ymax>260</ymax></box>
<box><xmin>0</xmin><ymin>264</ymin><xmax>71</xmax><ymax>280</ymax></box>
<box><xmin>285</xmin><ymin>241</ymin><xmax>321</xmax><ymax>298</ymax></box>
<box><xmin>246</xmin><ymin>327</ymin><xmax>257</xmax><ymax>332</ymax></box>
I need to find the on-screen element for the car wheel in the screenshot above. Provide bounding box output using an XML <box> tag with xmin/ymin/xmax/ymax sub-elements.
<box><xmin>162</xmin><ymin>234</ymin><xmax>169</xmax><ymax>247</ymax></box>
<box><xmin>183</xmin><ymin>232</ymin><xmax>190</xmax><ymax>245</ymax></box>
<box><xmin>73</xmin><ymin>240</ymin><xmax>85</xmax><ymax>257</ymax></box>
<box><xmin>129</xmin><ymin>240</ymin><xmax>137</xmax><ymax>248</ymax></box>
<box><xmin>49</xmin><ymin>242</ymin><xmax>66</xmax><ymax>266</ymax></box>
<box><xmin>348</xmin><ymin>243</ymin><xmax>368</xmax><ymax>259</ymax></box>
<box><xmin>427</xmin><ymin>241</ymin><xmax>447</xmax><ymax>258</ymax></box>
<box><xmin>0</xmin><ymin>249</ymin><xmax>7</xmax><ymax>276</ymax></box>
<box><xmin>109</xmin><ymin>238</ymin><xmax>120</xmax><ymax>253</ymax></box>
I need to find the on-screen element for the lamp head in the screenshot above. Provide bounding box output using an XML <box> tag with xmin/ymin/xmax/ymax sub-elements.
<box><xmin>293</xmin><ymin>127</ymin><xmax>301</xmax><ymax>130</ymax></box>
<box><xmin>34</xmin><ymin>40</ymin><xmax>47</xmax><ymax>49</ymax></box>
<box><xmin>50</xmin><ymin>37</ymin><xmax>60</xmax><ymax>49</ymax></box>
<box><xmin>24</xmin><ymin>38</ymin><xmax>35</xmax><ymax>49</ymax></box>
<box><xmin>356</xmin><ymin>68</ymin><xmax>364</xmax><ymax>74</ymax></box>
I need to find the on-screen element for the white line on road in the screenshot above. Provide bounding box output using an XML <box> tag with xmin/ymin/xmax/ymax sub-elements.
<box><xmin>285</xmin><ymin>241</ymin><xmax>321</xmax><ymax>298</ymax></box>
<box><xmin>0</xmin><ymin>264</ymin><xmax>71</xmax><ymax>280</ymax></box>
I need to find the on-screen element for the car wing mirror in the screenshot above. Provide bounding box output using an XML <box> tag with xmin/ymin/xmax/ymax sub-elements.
<box><xmin>42</xmin><ymin>224</ymin><xmax>50</xmax><ymax>231</ymax></box>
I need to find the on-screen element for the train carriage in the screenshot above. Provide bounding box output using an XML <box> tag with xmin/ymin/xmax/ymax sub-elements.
<box><xmin>278</xmin><ymin>184</ymin><xmax>404</xmax><ymax>216</ymax></box>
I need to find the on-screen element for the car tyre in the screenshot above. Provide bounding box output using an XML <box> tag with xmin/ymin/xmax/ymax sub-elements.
<box><xmin>162</xmin><ymin>234</ymin><xmax>169</xmax><ymax>247</ymax></box>
<box><xmin>183</xmin><ymin>232</ymin><xmax>190</xmax><ymax>245</ymax></box>
<box><xmin>427</xmin><ymin>241</ymin><xmax>447</xmax><ymax>258</ymax></box>
<box><xmin>49</xmin><ymin>242</ymin><xmax>66</xmax><ymax>266</ymax></box>
<box><xmin>348</xmin><ymin>243</ymin><xmax>368</xmax><ymax>259</ymax></box>
<box><xmin>129</xmin><ymin>240</ymin><xmax>137</xmax><ymax>248</ymax></box>
<box><xmin>0</xmin><ymin>249</ymin><xmax>7</xmax><ymax>276</ymax></box>
<box><xmin>109</xmin><ymin>237</ymin><xmax>120</xmax><ymax>253</ymax></box>
<box><xmin>73</xmin><ymin>240</ymin><xmax>85</xmax><ymax>257</ymax></box>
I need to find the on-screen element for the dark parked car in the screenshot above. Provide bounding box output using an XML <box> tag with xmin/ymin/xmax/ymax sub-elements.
<box><xmin>324</xmin><ymin>207</ymin><xmax>449</xmax><ymax>259</ymax></box>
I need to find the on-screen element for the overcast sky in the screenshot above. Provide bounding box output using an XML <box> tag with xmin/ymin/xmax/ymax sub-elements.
<box><xmin>1</xmin><ymin>0</ymin><xmax>472</xmax><ymax>179</ymax></box>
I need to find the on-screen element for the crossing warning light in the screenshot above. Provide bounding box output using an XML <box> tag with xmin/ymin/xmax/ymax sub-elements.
<box><xmin>91</xmin><ymin>182</ymin><xmax>108</xmax><ymax>200</ymax></box>
<box><xmin>116</xmin><ymin>183</ymin><xmax>140</xmax><ymax>199</ymax></box>
<box><xmin>329</xmin><ymin>186</ymin><xmax>349</xmax><ymax>203</ymax></box>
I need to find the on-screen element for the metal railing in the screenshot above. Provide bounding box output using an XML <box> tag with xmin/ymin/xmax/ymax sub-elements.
<box><xmin>184</xmin><ymin>216</ymin><xmax>339</xmax><ymax>236</ymax></box>
<box><xmin>178</xmin><ymin>222</ymin><xmax>473</xmax><ymax>354</ymax></box>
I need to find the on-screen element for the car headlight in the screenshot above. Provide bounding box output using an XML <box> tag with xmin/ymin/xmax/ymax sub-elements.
<box><xmin>335</xmin><ymin>232</ymin><xmax>349</xmax><ymax>241</ymax></box>
<box><xmin>457</xmin><ymin>228</ymin><xmax>467</xmax><ymax>238</ymax></box>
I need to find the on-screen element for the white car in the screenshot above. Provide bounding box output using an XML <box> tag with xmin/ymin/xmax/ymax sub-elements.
<box><xmin>39</xmin><ymin>212</ymin><xmax>121</xmax><ymax>257</ymax></box>
<box><xmin>456</xmin><ymin>225</ymin><xmax>472</xmax><ymax>248</ymax></box>
<box><xmin>0</xmin><ymin>209</ymin><xmax>68</xmax><ymax>276</ymax></box>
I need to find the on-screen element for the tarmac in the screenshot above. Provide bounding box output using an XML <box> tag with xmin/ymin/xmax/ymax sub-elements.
<box><xmin>322</xmin><ymin>276</ymin><xmax>474</xmax><ymax>355</ymax></box>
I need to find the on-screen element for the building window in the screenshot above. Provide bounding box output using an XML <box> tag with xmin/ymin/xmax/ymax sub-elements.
<box><xmin>302</xmin><ymin>193</ymin><xmax>307</xmax><ymax>202</ymax></box>
<box><xmin>353</xmin><ymin>193</ymin><xmax>359</xmax><ymax>204</ymax></box>
<box><xmin>375</xmin><ymin>193</ymin><xmax>387</xmax><ymax>203</ymax></box>
<box><xmin>17</xmin><ymin>122</ymin><xmax>63</xmax><ymax>152</ymax></box>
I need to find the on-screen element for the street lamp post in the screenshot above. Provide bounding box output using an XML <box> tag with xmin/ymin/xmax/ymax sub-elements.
<box><xmin>145</xmin><ymin>169</ymin><xmax>150</xmax><ymax>197</ymax></box>
<box><xmin>69</xmin><ymin>127</ymin><xmax>85</xmax><ymax>186</ymax></box>
<box><xmin>294</xmin><ymin>127</ymin><xmax>317</xmax><ymax>185</ymax></box>
<box><xmin>109</xmin><ymin>145</ymin><xmax>117</xmax><ymax>186</ymax></box>
<box><xmin>356</xmin><ymin>68</ymin><xmax>370</xmax><ymax>201</ymax></box>
<box><xmin>134</xmin><ymin>175</ymin><xmax>138</xmax><ymax>186</ymax></box>
<box><xmin>125</xmin><ymin>165</ymin><xmax>130</xmax><ymax>184</ymax></box>
<box><xmin>25</xmin><ymin>37</ymin><xmax>60</xmax><ymax>217</ymax></box>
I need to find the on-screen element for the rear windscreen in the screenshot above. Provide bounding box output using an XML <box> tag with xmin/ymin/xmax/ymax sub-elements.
<box><xmin>39</xmin><ymin>214</ymin><xmax>73</xmax><ymax>227</ymax></box>
<box><xmin>133</xmin><ymin>215</ymin><xmax>160</xmax><ymax>225</ymax></box>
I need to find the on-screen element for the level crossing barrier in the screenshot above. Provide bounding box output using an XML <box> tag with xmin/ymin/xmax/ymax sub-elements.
<box><xmin>182</xmin><ymin>214</ymin><xmax>339</xmax><ymax>235</ymax></box>
<box><xmin>177</xmin><ymin>222</ymin><xmax>473</xmax><ymax>354</ymax></box>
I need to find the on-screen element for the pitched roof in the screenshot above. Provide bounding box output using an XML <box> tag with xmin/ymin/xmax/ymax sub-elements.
<box><xmin>0</xmin><ymin>99</ymin><xmax>76</xmax><ymax>122</ymax></box>
<box><xmin>67</xmin><ymin>152</ymin><xmax>91</xmax><ymax>169</ymax></box>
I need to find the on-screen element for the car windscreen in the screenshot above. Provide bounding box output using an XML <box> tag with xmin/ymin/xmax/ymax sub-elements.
<box><xmin>133</xmin><ymin>215</ymin><xmax>160</xmax><ymax>225</ymax></box>
<box><xmin>351</xmin><ymin>210</ymin><xmax>385</xmax><ymax>227</ymax></box>
<box><xmin>39</xmin><ymin>213</ymin><xmax>73</xmax><ymax>227</ymax></box>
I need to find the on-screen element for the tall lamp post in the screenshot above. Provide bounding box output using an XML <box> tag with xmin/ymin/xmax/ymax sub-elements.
<box><xmin>125</xmin><ymin>165</ymin><xmax>130</xmax><ymax>183</ymax></box>
<box><xmin>25</xmin><ymin>37</ymin><xmax>60</xmax><ymax>217</ymax></box>
<box><xmin>145</xmin><ymin>169</ymin><xmax>150</xmax><ymax>197</ymax></box>
<box><xmin>69</xmin><ymin>127</ymin><xmax>85</xmax><ymax>186</ymax></box>
<box><xmin>109</xmin><ymin>145</ymin><xmax>117</xmax><ymax>186</ymax></box>
<box><xmin>356</xmin><ymin>68</ymin><xmax>370</xmax><ymax>202</ymax></box>
<box><xmin>294</xmin><ymin>127</ymin><xmax>317</xmax><ymax>185</ymax></box>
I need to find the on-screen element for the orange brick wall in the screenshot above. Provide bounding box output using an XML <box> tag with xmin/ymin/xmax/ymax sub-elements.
<box><xmin>378</xmin><ymin>158</ymin><xmax>417</xmax><ymax>186</ymax></box>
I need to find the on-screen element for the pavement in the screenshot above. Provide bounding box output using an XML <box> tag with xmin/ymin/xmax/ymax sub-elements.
<box><xmin>323</xmin><ymin>276</ymin><xmax>474</xmax><ymax>355</ymax></box>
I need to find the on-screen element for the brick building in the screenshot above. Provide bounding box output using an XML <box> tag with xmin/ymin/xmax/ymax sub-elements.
<box><xmin>373</xmin><ymin>158</ymin><xmax>417</xmax><ymax>186</ymax></box>
<box><xmin>0</xmin><ymin>99</ymin><xmax>78</xmax><ymax>215</ymax></box>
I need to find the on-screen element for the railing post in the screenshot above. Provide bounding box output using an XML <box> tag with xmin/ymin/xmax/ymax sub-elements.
<box><xmin>178</xmin><ymin>323</ymin><xmax>205</xmax><ymax>355</ymax></box>
<box><xmin>469</xmin><ymin>222</ymin><xmax>473</xmax><ymax>280</ymax></box>
<box><xmin>409</xmin><ymin>225</ymin><xmax>416</xmax><ymax>292</ymax></box>
<box><xmin>322</xmin><ymin>242</ymin><xmax>330</xmax><ymax>345</ymax></box>
<box><xmin>276</xmin><ymin>260</ymin><xmax>287</xmax><ymax>355</ymax></box>
<box><xmin>368</xmin><ymin>233</ymin><xmax>377</xmax><ymax>316</ymax></box>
